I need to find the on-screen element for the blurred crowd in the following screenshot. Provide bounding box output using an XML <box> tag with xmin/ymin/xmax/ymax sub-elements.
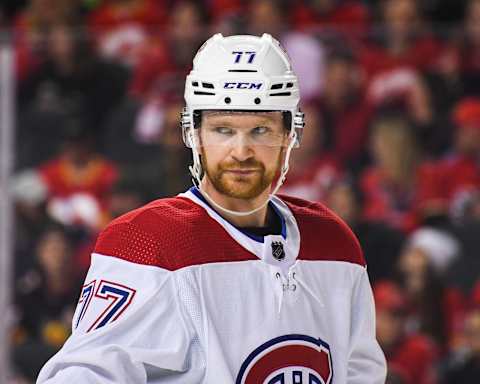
<box><xmin>1</xmin><ymin>0</ymin><xmax>480</xmax><ymax>382</ymax></box>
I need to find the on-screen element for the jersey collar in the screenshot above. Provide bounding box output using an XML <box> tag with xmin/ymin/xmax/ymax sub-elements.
<box><xmin>180</xmin><ymin>187</ymin><xmax>300</xmax><ymax>269</ymax></box>
<box><xmin>189</xmin><ymin>186</ymin><xmax>286</xmax><ymax>242</ymax></box>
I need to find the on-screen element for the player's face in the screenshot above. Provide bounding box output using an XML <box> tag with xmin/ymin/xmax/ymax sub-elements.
<box><xmin>199</xmin><ymin>111</ymin><xmax>286</xmax><ymax>200</ymax></box>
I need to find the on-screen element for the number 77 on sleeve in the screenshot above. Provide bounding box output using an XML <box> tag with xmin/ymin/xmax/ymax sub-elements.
<box><xmin>74</xmin><ymin>280</ymin><xmax>136</xmax><ymax>332</ymax></box>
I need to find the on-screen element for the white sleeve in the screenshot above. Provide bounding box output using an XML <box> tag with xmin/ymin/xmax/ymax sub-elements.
<box><xmin>347</xmin><ymin>268</ymin><xmax>387</xmax><ymax>384</ymax></box>
<box><xmin>36</xmin><ymin>253</ymin><xmax>198</xmax><ymax>383</ymax></box>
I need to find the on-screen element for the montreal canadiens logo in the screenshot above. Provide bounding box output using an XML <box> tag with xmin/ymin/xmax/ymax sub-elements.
<box><xmin>236</xmin><ymin>334</ymin><xmax>333</xmax><ymax>384</ymax></box>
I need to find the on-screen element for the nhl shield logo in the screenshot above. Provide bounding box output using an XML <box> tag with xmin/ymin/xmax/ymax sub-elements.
<box><xmin>271</xmin><ymin>241</ymin><xmax>285</xmax><ymax>261</ymax></box>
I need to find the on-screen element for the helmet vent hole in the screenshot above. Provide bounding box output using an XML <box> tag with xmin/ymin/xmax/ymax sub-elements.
<box><xmin>228</xmin><ymin>69</ymin><xmax>258</xmax><ymax>73</ymax></box>
<box><xmin>269</xmin><ymin>92</ymin><xmax>291</xmax><ymax>97</ymax></box>
<box><xmin>224</xmin><ymin>97</ymin><xmax>231</xmax><ymax>104</ymax></box>
<box><xmin>286</xmin><ymin>82</ymin><xmax>294</xmax><ymax>88</ymax></box>
<box><xmin>202</xmin><ymin>82</ymin><xmax>214</xmax><ymax>89</ymax></box>
<box><xmin>192</xmin><ymin>81</ymin><xmax>199</xmax><ymax>87</ymax></box>
<box><xmin>254</xmin><ymin>97</ymin><xmax>261</xmax><ymax>104</ymax></box>
<box><xmin>271</xmin><ymin>83</ymin><xmax>283</xmax><ymax>90</ymax></box>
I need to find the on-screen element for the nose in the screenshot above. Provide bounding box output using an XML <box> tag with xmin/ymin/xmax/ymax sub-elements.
<box><xmin>230</xmin><ymin>135</ymin><xmax>254</xmax><ymax>162</ymax></box>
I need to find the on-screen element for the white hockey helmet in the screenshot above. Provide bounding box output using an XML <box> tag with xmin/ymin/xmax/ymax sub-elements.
<box><xmin>182</xmin><ymin>33</ymin><xmax>305</xmax><ymax>204</ymax></box>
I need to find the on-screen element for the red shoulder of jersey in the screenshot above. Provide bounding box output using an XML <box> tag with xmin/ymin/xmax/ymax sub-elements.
<box><xmin>279</xmin><ymin>194</ymin><xmax>366</xmax><ymax>267</ymax></box>
<box><xmin>94</xmin><ymin>196</ymin><xmax>257</xmax><ymax>270</ymax></box>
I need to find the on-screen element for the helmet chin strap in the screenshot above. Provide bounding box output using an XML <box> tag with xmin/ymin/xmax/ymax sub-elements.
<box><xmin>191</xmin><ymin>130</ymin><xmax>297</xmax><ymax>217</ymax></box>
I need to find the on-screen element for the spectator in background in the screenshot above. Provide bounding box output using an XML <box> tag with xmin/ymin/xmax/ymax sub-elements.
<box><xmin>423</xmin><ymin>41</ymin><xmax>467</xmax><ymax>156</ymax></box>
<box><xmin>361</xmin><ymin>0</ymin><xmax>442</xmax><ymax>78</ymax></box>
<box><xmin>12</xmin><ymin>0</ymin><xmax>80</xmax><ymax>82</ymax></box>
<box><xmin>366</xmin><ymin>67</ymin><xmax>434</xmax><ymax>150</ymax></box>
<box><xmin>166</xmin><ymin>1</ymin><xmax>206</xmax><ymax>71</ymax></box>
<box><xmin>444</xmin><ymin>294</ymin><xmax>480</xmax><ymax>383</ymax></box>
<box><xmin>316</xmin><ymin>49</ymin><xmax>373</xmax><ymax>170</ymax></box>
<box><xmin>106</xmin><ymin>178</ymin><xmax>147</xmax><ymax>221</ymax></box>
<box><xmin>361</xmin><ymin>0</ymin><xmax>437</xmax><ymax>152</ymax></box>
<box><xmin>442</xmin><ymin>99</ymin><xmax>480</xmax><ymax>291</ymax></box>
<box><xmin>406</xmin><ymin>227</ymin><xmax>460</xmax><ymax>276</ymax></box>
<box><xmin>426</xmin><ymin>0</ymin><xmax>480</xmax><ymax>154</ymax></box>
<box><xmin>13</xmin><ymin>0</ymin><xmax>76</xmax><ymax>35</ymax></box>
<box><xmin>87</xmin><ymin>0</ymin><xmax>167</xmax><ymax>68</ymax></box>
<box><xmin>88</xmin><ymin>0</ymin><xmax>167</xmax><ymax>31</ymax></box>
<box><xmin>129</xmin><ymin>1</ymin><xmax>207</xmax><ymax>99</ymax></box>
<box><xmin>280</xmin><ymin>103</ymin><xmax>343</xmax><ymax>202</ymax></box>
<box><xmin>360</xmin><ymin>115</ymin><xmax>427</xmax><ymax>232</ymax></box>
<box><xmin>207</xmin><ymin>0</ymin><xmax>243</xmax><ymax>27</ymax></box>
<box><xmin>104</xmin><ymin>100</ymin><xmax>190</xmax><ymax>202</ymax></box>
<box><xmin>131</xmin><ymin>99</ymin><xmax>191</xmax><ymax>200</ymax></box>
<box><xmin>244</xmin><ymin>0</ymin><xmax>327</xmax><ymax>101</ymax></box>
<box><xmin>154</xmin><ymin>100</ymin><xmax>192</xmax><ymax>197</ymax></box>
<box><xmin>11</xmin><ymin>170</ymin><xmax>50</xmax><ymax>278</ymax></box>
<box><xmin>38</xmin><ymin>116</ymin><xmax>118</xmax><ymax>231</ymax></box>
<box><xmin>325</xmin><ymin>180</ymin><xmax>405</xmax><ymax>284</ymax></box>
<box><xmin>374</xmin><ymin>280</ymin><xmax>439</xmax><ymax>384</ymax></box>
<box><xmin>448</xmin><ymin>188</ymin><xmax>480</xmax><ymax>292</ymax></box>
<box><xmin>282</xmin><ymin>32</ymin><xmax>326</xmax><ymax>101</ymax></box>
<box><xmin>361</xmin><ymin>113</ymin><xmax>450</xmax><ymax>232</ymax></box>
<box><xmin>17</xmin><ymin>22</ymin><xmax>129</xmax><ymax>167</ymax></box>
<box><xmin>459</xmin><ymin>0</ymin><xmax>480</xmax><ymax>77</ymax></box>
<box><xmin>438</xmin><ymin>98</ymin><xmax>480</xmax><ymax>212</ymax></box>
<box><xmin>246</xmin><ymin>0</ymin><xmax>288</xmax><ymax>40</ymax></box>
<box><xmin>291</xmin><ymin>0</ymin><xmax>371</xmax><ymax>39</ymax></box>
<box><xmin>395</xmin><ymin>232</ymin><xmax>466</xmax><ymax>352</ymax></box>
<box><xmin>73</xmin><ymin>176</ymin><xmax>148</xmax><ymax>275</ymax></box>
<box><xmin>13</xmin><ymin>223</ymin><xmax>82</xmax><ymax>381</ymax></box>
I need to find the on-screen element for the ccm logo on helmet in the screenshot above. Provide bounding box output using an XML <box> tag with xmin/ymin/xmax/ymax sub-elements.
<box><xmin>224</xmin><ymin>82</ymin><xmax>263</xmax><ymax>90</ymax></box>
<box><xmin>236</xmin><ymin>334</ymin><xmax>333</xmax><ymax>384</ymax></box>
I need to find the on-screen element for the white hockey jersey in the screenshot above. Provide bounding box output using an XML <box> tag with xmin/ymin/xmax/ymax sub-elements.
<box><xmin>37</xmin><ymin>187</ymin><xmax>387</xmax><ymax>383</ymax></box>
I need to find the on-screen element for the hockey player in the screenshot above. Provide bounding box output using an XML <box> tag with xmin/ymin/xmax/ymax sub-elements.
<box><xmin>37</xmin><ymin>33</ymin><xmax>386</xmax><ymax>383</ymax></box>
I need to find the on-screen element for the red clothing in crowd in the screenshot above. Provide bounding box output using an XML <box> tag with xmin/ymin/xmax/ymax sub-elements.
<box><xmin>87</xmin><ymin>0</ymin><xmax>168</xmax><ymax>69</ymax></box>
<box><xmin>87</xmin><ymin>0</ymin><xmax>167</xmax><ymax>32</ymax></box>
<box><xmin>386</xmin><ymin>334</ymin><xmax>439</xmax><ymax>384</ymax></box>
<box><xmin>11</xmin><ymin>14</ymin><xmax>45</xmax><ymax>82</ymax></box>
<box><xmin>459</xmin><ymin>43</ymin><xmax>480</xmax><ymax>73</ymax></box>
<box><xmin>280</xmin><ymin>154</ymin><xmax>343</xmax><ymax>202</ymax></box>
<box><xmin>13</xmin><ymin>36</ymin><xmax>40</xmax><ymax>83</ymax></box>
<box><xmin>292</xmin><ymin>0</ymin><xmax>370</xmax><ymax>37</ymax></box>
<box><xmin>208</xmin><ymin>0</ymin><xmax>243</xmax><ymax>21</ymax></box>
<box><xmin>359</xmin><ymin>162</ymin><xmax>442</xmax><ymax>233</ymax></box>
<box><xmin>360</xmin><ymin>37</ymin><xmax>443</xmax><ymax>80</ymax></box>
<box><xmin>39</xmin><ymin>155</ymin><xmax>118</xmax><ymax>230</ymax></box>
<box><xmin>443</xmin><ymin>287</ymin><xmax>469</xmax><ymax>350</ymax></box>
<box><xmin>437</xmin><ymin>153</ymin><xmax>480</xmax><ymax>203</ymax></box>
<box><xmin>316</xmin><ymin>96</ymin><xmax>374</xmax><ymax>164</ymax></box>
<box><xmin>128</xmin><ymin>37</ymin><xmax>178</xmax><ymax>98</ymax></box>
<box><xmin>39</xmin><ymin>155</ymin><xmax>118</xmax><ymax>206</ymax></box>
<box><xmin>403</xmin><ymin>287</ymin><xmax>468</xmax><ymax>354</ymax></box>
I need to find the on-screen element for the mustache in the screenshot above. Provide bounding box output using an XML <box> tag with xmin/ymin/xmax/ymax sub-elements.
<box><xmin>218</xmin><ymin>159</ymin><xmax>265</xmax><ymax>171</ymax></box>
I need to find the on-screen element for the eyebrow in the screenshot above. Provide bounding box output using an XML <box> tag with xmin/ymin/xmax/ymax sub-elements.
<box><xmin>203</xmin><ymin>114</ymin><xmax>278</xmax><ymax>126</ymax></box>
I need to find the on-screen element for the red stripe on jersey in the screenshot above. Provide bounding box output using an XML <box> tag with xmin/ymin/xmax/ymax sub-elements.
<box><xmin>279</xmin><ymin>194</ymin><xmax>365</xmax><ymax>267</ymax></box>
<box><xmin>94</xmin><ymin>193</ymin><xmax>365</xmax><ymax>270</ymax></box>
<box><xmin>94</xmin><ymin>196</ymin><xmax>257</xmax><ymax>270</ymax></box>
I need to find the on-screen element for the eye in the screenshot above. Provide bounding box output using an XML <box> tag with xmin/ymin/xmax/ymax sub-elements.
<box><xmin>214</xmin><ymin>126</ymin><xmax>233</xmax><ymax>135</ymax></box>
<box><xmin>251</xmin><ymin>126</ymin><xmax>269</xmax><ymax>135</ymax></box>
